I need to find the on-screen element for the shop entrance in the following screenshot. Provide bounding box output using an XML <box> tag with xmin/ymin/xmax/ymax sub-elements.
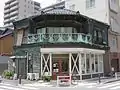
<box><xmin>52</xmin><ymin>54</ymin><xmax>69</xmax><ymax>80</ymax></box>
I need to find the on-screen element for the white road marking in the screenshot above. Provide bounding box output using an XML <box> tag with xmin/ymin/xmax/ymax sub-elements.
<box><xmin>98</xmin><ymin>83</ymin><xmax>120</xmax><ymax>89</ymax></box>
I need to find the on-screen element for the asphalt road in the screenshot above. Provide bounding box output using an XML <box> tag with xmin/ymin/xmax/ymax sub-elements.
<box><xmin>0</xmin><ymin>79</ymin><xmax>120</xmax><ymax>90</ymax></box>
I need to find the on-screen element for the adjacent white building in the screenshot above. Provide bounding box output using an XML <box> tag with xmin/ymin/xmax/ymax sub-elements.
<box><xmin>4</xmin><ymin>0</ymin><xmax>41</xmax><ymax>28</ymax></box>
<box><xmin>66</xmin><ymin>0</ymin><xmax>120</xmax><ymax>32</ymax></box>
<box><xmin>65</xmin><ymin>0</ymin><xmax>120</xmax><ymax>72</ymax></box>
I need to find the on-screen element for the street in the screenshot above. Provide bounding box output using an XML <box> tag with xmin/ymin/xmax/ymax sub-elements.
<box><xmin>0</xmin><ymin>80</ymin><xmax>120</xmax><ymax>90</ymax></box>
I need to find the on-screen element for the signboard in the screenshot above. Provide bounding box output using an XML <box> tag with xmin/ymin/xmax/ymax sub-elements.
<box><xmin>57</xmin><ymin>76</ymin><xmax>71</xmax><ymax>86</ymax></box>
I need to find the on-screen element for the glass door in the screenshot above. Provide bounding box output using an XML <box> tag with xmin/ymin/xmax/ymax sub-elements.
<box><xmin>52</xmin><ymin>54</ymin><xmax>69</xmax><ymax>80</ymax></box>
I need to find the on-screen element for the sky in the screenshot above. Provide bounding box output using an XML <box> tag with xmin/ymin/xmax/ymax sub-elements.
<box><xmin>0</xmin><ymin>0</ymin><xmax>56</xmax><ymax>27</ymax></box>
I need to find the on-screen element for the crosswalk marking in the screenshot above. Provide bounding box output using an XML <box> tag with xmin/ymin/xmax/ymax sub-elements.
<box><xmin>24</xmin><ymin>82</ymin><xmax>52</xmax><ymax>87</ymax></box>
<box><xmin>0</xmin><ymin>85</ymin><xmax>23</xmax><ymax>90</ymax></box>
<box><xmin>0</xmin><ymin>81</ymin><xmax>120</xmax><ymax>90</ymax></box>
<box><xmin>73</xmin><ymin>82</ymin><xmax>120</xmax><ymax>90</ymax></box>
<box><xmin>0</xmin><ymin>83</ymin><xmax>24</xmax><ymax>90</ymax></box>
<box><xmin>97</xmin><ymin>83</ymin><xmax>120</xmax><ymax>89</ymax></box>
<box><xmin>19</xmin><ymin>85</ymin><xmax>38</xmax><ymax>90</ymax></box>
<box><xmin>0</xmin><ymin>89</ymin><xmax>7</xmax><ymax>90</ymax></box>
<box><xmin>110</xmin><ymin>86</ymin><xmax>120</xmax><ymax>89</ymax></box>
<box><xmin>74</xmin><ymin>82</ymin><xmax>97</xmax><ymax>88</ymax></box>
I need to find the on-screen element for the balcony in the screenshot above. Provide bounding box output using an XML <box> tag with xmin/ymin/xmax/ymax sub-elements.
<box><xmin>4</xmin><ymin>19</ymin><xmax>10</xmax><ymax>23</ymax></box>
<box><xmin>10</xmin><ymin>16</ymin><xmax>18</xmax><ymax>21</ymax></box>
<box><xmin>25</xmin><ymin>33</ymin><xmax>91</xmax><ymax>44</ymax></box>
<box><xmin>10</xmin><ymin>10</ymin><xmax>18</xmax><ymax>16</ymax></box>
<box><xmin>4</xmin><ymin>4</ymin><xmax>10</xmax><ymax>10</ymax></box>
<box><xmin>4</xmin><ymin>14</ymin><xmax>10</xmax><ymax>19</ymax></box>
<box><xmin>10</xmin><ymin>0</ymin><xmax>18</xmax><ymax>6</ymax></box>
<box><xmin>4</xmin><ymin>9</ymin><xmax>10</xmax><ymax>14</ymax></box>
<box><xmin>10</xmin><ymin>5</ymin><xmax>18</xmax><ymax>11</ymax></box>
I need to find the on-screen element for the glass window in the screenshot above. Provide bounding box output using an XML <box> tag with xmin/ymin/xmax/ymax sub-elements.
<box><xmin>103</xmin><ymin>30</ymin><xmax>107</xmax><ymax>44</ymax></box>
<box><xmin>95</xmin><ymin>55</ymin><xmax>98</xmax><ymax>72</ymax></box>
<box><xmin>48</xmin><ymin>27</ymin><xmax>54</xmax><ymax>33</ymax></box>
<box><xmin>86</xmin><ymin>54</ymin><xmax>90</xmax><ymax>73</ymax></box>
<box><xmin>91</xmin><ymin>54</ymin><xmax>94</xmax><ymax>73</ymax></box>
<box><xmin>71</xmin><ymin>54</ymin><xmax>79</xmax><ymax>74</ymax></box>
<box><xmin>112</xmin><ymin>37</ymin><xmax>117</xmax><ymax>47</ymax></box>
<box><xmin>94</xmin><ymin>30</ymin><xmax>97</xmax><ymax>41</ymax></box>
<box><xmin>36</xmin><ymin>27</ymin><xmax>76</xmax><ymax>34</ymax></box>
<box><xmin>81</xmin><ymin>53</ymin><xmax>85</xmax><ymax>74</ymax></box>
<box><xmin>98</xmin><ymin>55</ymin><xmax>103</xmax><ymax>72</ymax></box>
<box><xmin>37</xmin><ymin>28</ymin><xmax>46</xmax><ymax>33</ymax></box>
<box><xmin>47</xmin><ymin>27</ymin><xmax>74</xmax><ymax>33</ymax></box>
<box><xmin>66</xmin><ymin>27</ymin><xmax>73</xmax><ymax>33</ymax></box>
<box><xmin>98</xmin><ymin>31</ymin><xmax>102</xmax><ymax>39</ymax></box>
<box><xmin>86</xmin><ymin>0</ymin><xmax>95</xmax><ymax>9</ymax></box>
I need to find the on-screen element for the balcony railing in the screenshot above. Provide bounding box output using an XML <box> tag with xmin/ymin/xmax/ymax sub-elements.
<box><xmin>25</xmin><ymin>33</ymin><xmax>91</xmax><ymax>44</ymax></box>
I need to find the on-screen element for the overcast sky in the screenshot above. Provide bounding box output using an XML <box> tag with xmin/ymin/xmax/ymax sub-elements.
<box><xmin>0</xmin><ymin>0</ymin><xmax>56</xmax><ymax>27</ymax></box>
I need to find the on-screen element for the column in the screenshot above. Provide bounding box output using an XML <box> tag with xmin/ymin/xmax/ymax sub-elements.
<box><xmin>85</xmin><ymin>53</ymin><xmax>87</xmax><ymax>74</ymax></box>
<box><xmin>26</xmin><ymin>52</ymin><xmax>29</xmax><ymax>74</ymax></box>
<box><xmin>79</xmin><ymin>53</ymin><xmax>82</xmax><ymax>80</ymax></box>
<box><xmin>101</xmin><ymin>55</ymin><xmax>104</xmax><ymax>73</ymax></box>
<box><xmin>90</xmin><ymin>53</ymin><xmax>92</xmax><ymax>78</ymax></box>
<box><xmin>94</xmin><ymin>54</ymin><xmax>96</xmax><ymax>73</ymax></box>
<box><xmin>41</xmin><ymin>53</ymin><xmax>43</xmax><ymax>76</ymax></box>
<box><xmin>98</xmin><ymin>54</ymin><xmax>100</xmax><ymax>72</ymax></box>
<box><xmin>50</xmin><ymin>53</ymin><xmax>52</xmax><ymax>76</ymax></box>
<box><xmin>69</xmin><ymin>53</ymin><xmax>72</xmax><ymax>79</ymax></box>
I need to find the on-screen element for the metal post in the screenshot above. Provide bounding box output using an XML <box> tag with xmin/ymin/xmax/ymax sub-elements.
<box><xmin>19</xmin><ymin>75</ymin><xmax>22</xmax><ymax>84</ymax></box>
<box><xmin>26</xmin><ymin>52</ymin><xmax>29</xmax><ymax>74</ymax></box>
<box><xmin>98</xmin><ymin>74</ymin><xmax>101</xmax><ymax>83</ymax></box>
<box><xmin>115</xmin><ymin>72</ymin><xmax>117</xmax><ymax>79</ymax></box>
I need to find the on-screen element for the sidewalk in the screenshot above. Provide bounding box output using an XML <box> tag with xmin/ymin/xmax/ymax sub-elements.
<box><xmin>1</xmin><ymin>78</ymin><xmax>36</xmax><ymax>86</ymax></box>
<box><xmin>82</xmin><ymin>76</ymin><xmax>120</xmax><ymax>84</ymax></box>
<box><xmin>1</xmin><ymin>75</ymin><xmax>120</xmax><ymax>87</ymax></box>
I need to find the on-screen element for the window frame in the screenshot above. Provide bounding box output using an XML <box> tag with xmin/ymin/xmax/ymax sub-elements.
<box><xmin>86</xmin><ymin>0</ymin><xmax>95</xmax><ymax>9</ymax></box>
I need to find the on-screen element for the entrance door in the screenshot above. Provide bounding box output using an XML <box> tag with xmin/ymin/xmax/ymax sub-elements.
<box><xmin>52</xmin><ymin>54</ymin><xmax>69</xmax><ymax>80</ymax></box>
<box><xmin>111</xmin><ymin>59</ymin><xmax>119</xmax><ymax>72</ymax></box>
<box><xmin>17</xmin><ymin>58</ymin><xmax>27</xmax><ymax>79</ymax></box>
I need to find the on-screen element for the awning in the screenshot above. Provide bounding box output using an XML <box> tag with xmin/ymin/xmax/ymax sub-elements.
<box><xmin>41</xmin><ymin>48</ymin><xmax>105</xmax><ymax>54</ymax></box>
<box><xmin>10</xmin><ymin>56</ymin><xmax>27</xmax><ymax>59</ymax></box>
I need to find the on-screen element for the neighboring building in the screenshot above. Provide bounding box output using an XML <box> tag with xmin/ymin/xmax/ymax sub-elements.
<box><xmin>65</xmin><ymin>0</ymin><xmax>120</xmax><ymax>73</ymax></box>
<box><xmin>40</xmin><ymin>1</ymin><xmax>65</xmax><ymax>12</ymax></box>
<box><xmin>0</xmin><ymin>28</ymin><xmax>13</xmax><ymax>56</ymax></box>
<box><xmin>4</xmin><ymin>0</ymin><xmax>41</xmax><ymax>28</ymax></box>
<box><xmin>0</xmin><ymin>56</ymin><xmax>11</xmax><ymax>75</ymax></box>
<box><xmin>13</xmin><ymin>8</ymin><xmax>109</xmax><ymax>79</ymax></box>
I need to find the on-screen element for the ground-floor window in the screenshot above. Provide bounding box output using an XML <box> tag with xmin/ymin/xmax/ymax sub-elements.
<box><xmin>40</xmin><ymin>53</ymin><xmax>104</xmax><ymax>78</ymax></box>
<box><xmin>80</xmin><ymin>53</ymin><xmax>103</xmax><ymax>75</ymax></box>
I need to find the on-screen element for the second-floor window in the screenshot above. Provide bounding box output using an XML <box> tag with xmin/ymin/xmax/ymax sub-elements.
<box><xmin>93</xmin><ymin>27</ymin><xmax>105</xmax><ymax>44</ymax></box>
<box><xmin>69</xmin><ymin>4</ymin><xmax>75</xmax><ymax>11</ymax></box>
<box><xmin>86</xmin><ymin>0</ymin><xmax>95</xmax><ymax>9</ymax></box>
<box><xmin>112</xmin><ymin>37</ymin><xmax>117</xmax><ymax>47</ymax></box>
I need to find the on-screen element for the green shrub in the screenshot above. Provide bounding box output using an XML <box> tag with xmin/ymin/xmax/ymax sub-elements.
<box><xmin>43</xmin><ymin>76</ymin><xmax>52</xmax><ymax>82</ymax></box>
<box><xmin>2</xmin><ymin>70</ymin><xmax>14</xmax><ymax>79</ymax></box>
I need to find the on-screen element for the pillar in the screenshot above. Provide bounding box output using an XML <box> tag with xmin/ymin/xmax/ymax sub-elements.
<box><xmin>69</xmin><ymin>53</ymin><xmax>72</xmax><ymax>80</ymax></box>
<box><xmin>79</xmin><ymin>53</ymin><xmax>82</xmax><ymax>80</ymax></box>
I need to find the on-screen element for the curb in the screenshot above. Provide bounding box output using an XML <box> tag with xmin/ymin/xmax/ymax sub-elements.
<box><xmin>104</xmin><ymin>79</ymin><xmax>120</xmax><ymax>84</ymax></box>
